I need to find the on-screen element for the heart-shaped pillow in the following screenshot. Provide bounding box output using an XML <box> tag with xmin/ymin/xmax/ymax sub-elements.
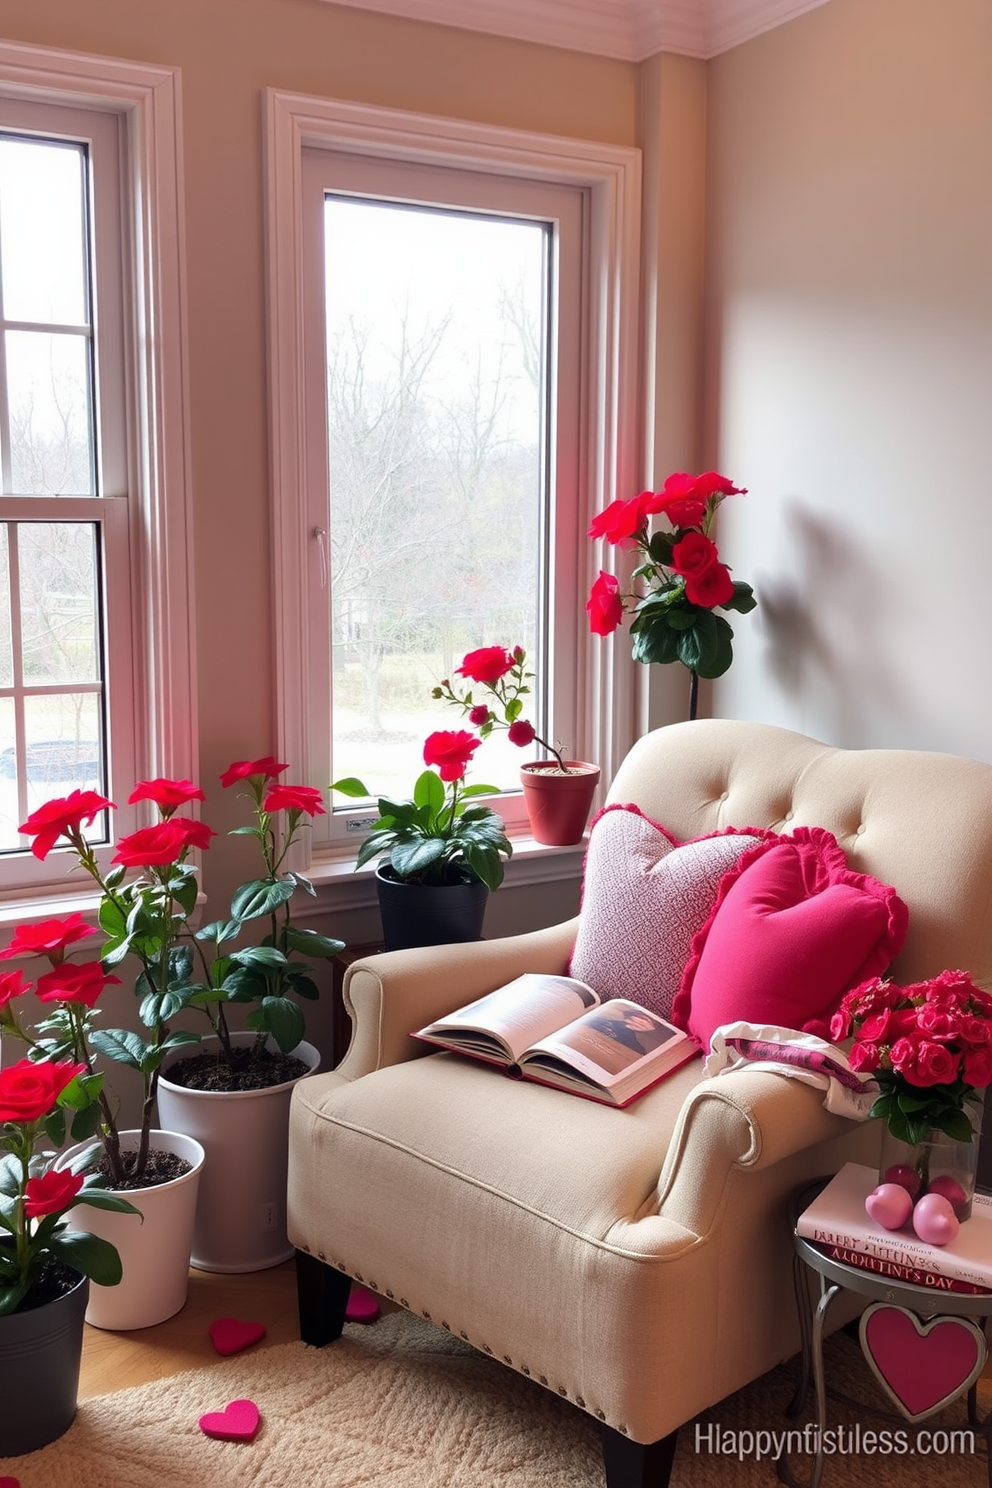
<box><xmin>672</xmin><ymin>827</ymin><xmax>908</xmax><ymax>1047</ymax></box>
<box><xmin>568</xmin><ymin>805</ymin><xmax>772</xmax><ymax>1019</ymax></box>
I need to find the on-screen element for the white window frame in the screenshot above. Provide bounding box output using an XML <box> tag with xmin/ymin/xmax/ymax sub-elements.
<box><xmin>0</xmin><ymin>41</ymin><xmax>196</xmax><ymax>915</ymax></box>
<box><xmin>264</xmin><ymin>91</ymin><xmax>640</xmax><ymax>901</ymax></box>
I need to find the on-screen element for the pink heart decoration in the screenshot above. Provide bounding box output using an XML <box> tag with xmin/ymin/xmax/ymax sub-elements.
<box><xmin>208</xmin><ymin>1317</ymin><xmax>267</xmax><ymax>1355</ymax></box>
<box><xmin>0</xmin><ymin>1477</ymin><xmax>21</xmax><ymax>1487</ymax></box>
<box><xmin>860</xmin><ymin>1305</ymin><xmax>987</xmax><ymax>1421</ymax></box>
<box><xmin>198</xmin><ymin>1398</ymin><xmax>262</xmax><ymax>1442</ymax></box>
<box><xmin>345</xmin><ymin>1282</ymin><xmax>380</xmax><ymax>1323</ymax></box>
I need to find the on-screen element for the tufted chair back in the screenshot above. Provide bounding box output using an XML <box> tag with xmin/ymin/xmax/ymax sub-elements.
<box><xmin>608</xmin><ymin>718</ymin><xmax>992</xmax><ymax>988</ymax></box>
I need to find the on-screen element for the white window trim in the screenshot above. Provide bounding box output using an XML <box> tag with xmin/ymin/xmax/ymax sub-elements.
<box><xmin>264</xmin><ymin>90</ymin><xmax>641</xmax><ymax>904</ymax></box>
<box><xmin>0</xmin><ymin>40</ymin><xmax>196</xmax><ymax>917</ymax></box>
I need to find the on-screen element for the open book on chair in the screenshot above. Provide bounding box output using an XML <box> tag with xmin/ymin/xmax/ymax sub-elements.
<box><xmin>414</xmin><ymin>973</ymin><xmax>701</xmax><ymax>1108</ymax></box>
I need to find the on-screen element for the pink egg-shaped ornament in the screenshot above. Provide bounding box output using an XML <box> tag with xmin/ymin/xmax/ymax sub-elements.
<box><xmin>925</xmin><ymin>1174</ymin><xmax>969</xmax><ymax>1218</ymax></box>
<box><xmin>912</xmin><ymin>1192</ymin><xmax>960</xmax><ymax>1246</ymax></box>
<box><xmin>865</xmin><ymin>1183</ymin><xmax>914</xmax><ymax>1231</ymax></box>
<box><xmin>882</xmin><ymin>1164</ymin><xmax>922</xmax><ymax>1199</ymax></box>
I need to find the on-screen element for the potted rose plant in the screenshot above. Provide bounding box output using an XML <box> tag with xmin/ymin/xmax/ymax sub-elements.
<box><xmin>434</xmin><ymin>645</ymin><xmax>600</xmax><ymax>845</ymax></box>
<box><xmin>586</xmin><ymin>470</ymin><xmax>756</xmax><ymax>720</ymax></box>
<box><xmin>156</xmin><ymin>756</ymin><xmax>344</xmax><ymax>1272</ymax></box>
<box><xmin>0</xmin><ymin>1054</ymin><xmax>136</xmax><ymax>1452</ymax></box>
<box><xmin>332</xmin><ymin>729</ymin><xmax>512</xmax><ymax>949</ymax></box>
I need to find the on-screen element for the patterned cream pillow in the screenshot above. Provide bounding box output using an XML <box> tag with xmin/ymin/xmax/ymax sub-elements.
<box><xmin>567</xmin><ymin>804</ymin><xmax>772</xmax><ymax>1021</ymax></box>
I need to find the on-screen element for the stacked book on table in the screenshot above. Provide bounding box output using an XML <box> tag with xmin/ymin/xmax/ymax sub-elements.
<box><xmin>796</xmin><ymin>1162</ymin><xmax>992</xmax><ymax>1296</ymax></box>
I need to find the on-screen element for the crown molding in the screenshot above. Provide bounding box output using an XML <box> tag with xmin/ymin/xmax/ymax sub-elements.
<box><xmin>314</xmin><ymin>0</ymin><xmax>834</xmax><ymax>61</ymax></box>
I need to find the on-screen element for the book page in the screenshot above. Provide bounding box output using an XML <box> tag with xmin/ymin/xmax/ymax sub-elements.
<box><xmin>418</xmin><ymin>973</ymin><xmax>599</xmax><ymax>1062</ymax></box>
<box><xmin>525</xmin><ymin>1000</ymin><xmax>684</xmax><ymax>1086</ymax></box>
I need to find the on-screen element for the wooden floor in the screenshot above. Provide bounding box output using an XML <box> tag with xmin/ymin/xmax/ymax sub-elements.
<box><xmin>78</xmin><ymin>1259</ymin><xmax>302</xmax><ymax>1399</ymax></box>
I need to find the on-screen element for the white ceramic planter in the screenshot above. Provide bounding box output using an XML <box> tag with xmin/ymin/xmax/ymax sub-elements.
<box><xmin>156</xmin><ymin>1033</ymin><xmax>320</xmax><ymax>1273</ymax></box>
<box><xmin>62</xmin><ymin>1128</ymin><xmax>205</xmax><ymax>1331</ymax></box>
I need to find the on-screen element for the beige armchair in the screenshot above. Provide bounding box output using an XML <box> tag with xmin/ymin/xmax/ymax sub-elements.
<box><xmin>287</xmin><ymin>719</ymin><xmax>992</xmax><ymax>1488</ymax></box>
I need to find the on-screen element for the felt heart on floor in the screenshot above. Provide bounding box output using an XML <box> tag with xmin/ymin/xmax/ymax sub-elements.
<box><xmin>345</xmin><ymin>1283</ymin><xmax>380</xmax><ymax>1323</ymax></box>
<box><xmin>0</xmin><ymin>1476</ymin><xmax>21</xmax><ymax>1487</ymax></box>
<box><xmin>198</xmin><ymin>1398</ymin><xmax>262</xmax><ymax>1442</ymax></box>
<box><xmin>860</xmin><ymin>1304</ymin><xmax>988</xmax><ymax>1421</ymax></box>
<box><xmin>208</xmin><ymin>1317</ymin><xmax>267</xmax><ymax>1355</ymax></box>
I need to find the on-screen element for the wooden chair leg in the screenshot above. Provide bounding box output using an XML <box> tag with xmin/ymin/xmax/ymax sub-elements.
<box><xmin>295</xmin><ymin>1248</ymin><xmax>352</xmax><ymax>1347</ymax></box>
<box><xmin>600</xmin><ymin>1424</ymin><xmax>678</xmax><ymax>1488</ymax></box>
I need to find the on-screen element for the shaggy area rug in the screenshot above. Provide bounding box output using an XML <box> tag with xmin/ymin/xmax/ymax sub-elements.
<box><xmin>1</xmin><ymin>1311</ymin><xmax>987</xmax><ymax>1487</ymax></box>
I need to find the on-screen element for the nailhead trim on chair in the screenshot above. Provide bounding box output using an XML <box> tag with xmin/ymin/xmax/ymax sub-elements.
<box><xmin>309</xmin><ymin>1257</ymin><xmax>619</xmax><ymax>1429</ymax></box>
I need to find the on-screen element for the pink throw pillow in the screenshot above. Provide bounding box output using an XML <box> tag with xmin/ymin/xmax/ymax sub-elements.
<box><xmin>568</xmin><ymin>805</ymin><xmax>771</xmax><ymax>1020</ymax></box>
<box><xmin>672</xmin><ymin>826</ymin><xmax>908</xmax><ymax>1048</ymax></box>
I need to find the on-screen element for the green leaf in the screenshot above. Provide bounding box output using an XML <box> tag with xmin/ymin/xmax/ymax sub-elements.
<box><xmin>391</xmin><ymin>838</ymin><xmax>446</xmax><ymax>877</ymax></box>
<box><xmin>49</xmin><ymin>1230</ymin><xmax>125</xmax><ymax>1287</ymax></box>
<box><xmin>630</xmin><ymin>613</ymin><xmax>681</xmax><ymax>666</ymax></box>
<box><xmin>413</xmin><ymin>769</ymin><xmax>445</xmax><ymax>813</ymax></box>
<box><xmin>247</xmin><ymin>995</ymin><xmax>306</xmax><ymax>1054</ymax></box>
<box><xmin>647</xmin><ymin>531</ymin><xmax>675</xmax><ymax>566</ymax></box>
<box><xmin>330</xmin><ymin>777</ymin><xmax>372</xmax><ymax>798</ymax></box>
<box><xmin>721</xmin><ymin>581</ymin><xmax>757</xmax><ymax>615</ymax></box>
<box><xmin>283</xmin><ymin>926</ymin><xmax>345</xmax><ymax>958</ymax></box>
<box><xmin>196</xmin><ymin>919</ymin><xmax>240</xmax><ymax>946</ymax></box>
<box><xmin>75</xmin><ymin>1186</ymin><xmax>143</xmax><ymax>1217</ymax></box>
<box><xmin>89</xmin><ymin>1028</ymin><xmax>150</xmax><ymax>1071</ymax></box>
<box><xmin>934</xmin><ymin>1107</ymin><xmax>977</xmax><ymax>1143</ymax></box>
<box><xmin>460</xmin><ymin>783</ymin><xmax>499</xmax><ymax>799</ymax></box>
<box><xmin>460</xmin><ymin>843</ymin><xmax>503</xmax><ymax>890</ymax></box>
<box><xmin>680</xmin><ymin>612</ymin><xmax>734</xmax><ymax>679</ymax></box>
<box><xmin>505</xmin><ymin>697</ymin><xmax>522</xmax><ymax>722</ymax></box>
<box><xmin>231</xmin><ymin>944</ymin><xmax>288</xmax><ymax>969</ymax></box>
<box><xmin>231</xmin><ymin>877</ymin><xmax>296</xmax><ymax>921</ymax></box>
<box><xmin>69</xmin><ymin>1102</ymin><xmax>104</xmax><ymax>1142</ymax></box>
<box><xmin>287</xmin><ymin>871</ymin><xmax>316</xmax><ymax>898</ymax></box>
<box><xmin>285</xmin><ymin>971</ymin><xmax>320</xmax><ymax>1000</ymax></box>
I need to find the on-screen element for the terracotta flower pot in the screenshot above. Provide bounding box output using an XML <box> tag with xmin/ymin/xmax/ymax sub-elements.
<box><xmin>519</xmin><ymin>761</ymin><xmax>600</xmax><ymax>846</ymax></box>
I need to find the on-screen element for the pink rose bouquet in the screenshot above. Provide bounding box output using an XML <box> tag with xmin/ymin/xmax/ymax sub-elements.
<box><xmin>831</xmin><ymin>970</ymin><xmax>992</xmax><ymax>1144</ymax></box>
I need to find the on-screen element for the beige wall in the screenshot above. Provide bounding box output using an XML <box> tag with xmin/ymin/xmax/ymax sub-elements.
<box><xmin>704</xmin><ymin>0</ymin><xmax>992</xmax><ymax>758</ymax></box>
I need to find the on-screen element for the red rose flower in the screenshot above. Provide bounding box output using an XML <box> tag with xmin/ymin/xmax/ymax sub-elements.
<box><xmin>36</xmin><ymin>961</ymin><xmax>121</xmax><ymax>1009</ymax></box>
<box><xmin>19</xmin><ymin>790</ymin><xmax>115</xmax><ymax>860</ymax></box>
<box><xmin>113</xmin><ymin>816</ymin><xmax>214</xmax><ymax>867</ymax></box>
<box><xmin>456</xmin><ymin>647</ymin><xmax>516</xmax><ymax>684</ymax></box>
<box><xmin>507</xmin><ymin>719</ymin><xmax>536</xmax><ymax>748</ymax></box>
<box><xmin>587</xmin><ymin>495</ymin><xmax>648</xmax><ymax>547</ymax></box>
<box><xmin>128</xmin><ymin>778</ymin><xmax>206</xmax><ymax>812</ymax></box>
<box><xmin>911</xmin><ymin>1040</ymin><xmax>960</xmax><ymax>1086</ymax></box>
<box><xmin>24</xmin><ymin>1167</ymin><xmax>84</xmax><ymax>1219</ymax></box>
<box><xmin>0</xmin><ymin>1058</ymin><xmax>86</xmax><ymax>1123</ymax></box>
<box><xmin>0</xmin><ymin>968</ymin><xmax>31</xmax><ymax>1011</ymax></box>
<box><xmin>692</xmin><ymin>470</ymin><xmax>747</xmax><ymax>499</ymax></box>
<box><xmin>643</xmin><ymin>474</ymin><xmax>707</xmax><ymax>529</ymax></box>
<box><xmin>0</xmin><ymin>913</ymin><xmax>97</xmax><ymax>962</ymax></box>
<box><xmin>961</xmin><ymin>1016</ymin><xmax>992</xmax><ymax>1046</ymax></box>
<box><xmin>586</xmin><ymin>570</ymin><xmax>623</xmax><ymax>636</ymax></box>
<box><xmin>847</xmin><ymin>1040</ymin><xmax>881</xmax><ymax>1073</ymax></box>
<box><xmin>220</xmin><ymin>756</ymin><xmax>289</xmax><ymax>788</ymax></box>
<box><xmin>263</xmin><ymin>784</ymin><xmax>326</xmax><ymax>817</ymax></box>
<box><xmin>684</xmin><ymin>561</ymin><xmax>735</xmax><ymax>608</ymax></box>
<box><xmin>670</xmin><ymin>531</ymin><xmax>720</xmax><ymax>579</ymax></box>
<box><xmin>829</xmin><ymin>1008</ymin><xmax>851</xmax><ymax>1042</ymax></box>
<box><xmin>423</xmin><ymin>730</ymin><xmax>480</xmax><ymax>783</ymax></box>
<box><xmin>468</xmin><ymin>704</ymin><xmax>491</xmax><ymax>726</ymax></box>
<box><xmin>964</xmin><ymin>1047</ymin><xmax>992</xmax><ymax>1088</ymax></box>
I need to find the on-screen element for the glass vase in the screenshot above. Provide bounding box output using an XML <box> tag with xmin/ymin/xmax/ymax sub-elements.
<box><xmin>879</xmin><ymin>1096</ymin><xmax>984</xmax><ymax>1222</ymax></box>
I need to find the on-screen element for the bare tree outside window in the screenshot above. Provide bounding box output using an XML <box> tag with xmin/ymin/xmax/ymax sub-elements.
<box><xmin>324</xmin><ymin>197</ymin><xmax>549</xmax><ymax>797</ymax></box>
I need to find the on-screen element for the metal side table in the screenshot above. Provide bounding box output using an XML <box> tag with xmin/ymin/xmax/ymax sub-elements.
<box><xmin>780</xmin><ymin>1180</ymin><xmax>991</xmax><ymax>1488</ymax></box>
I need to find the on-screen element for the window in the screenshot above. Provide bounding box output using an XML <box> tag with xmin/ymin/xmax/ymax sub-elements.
<box><xmin>266</xmin><ymin>94</ymin><xmax>641</xmax><ymax>885</ymax></box>
<box><xmin>0</xmin><ymin>44</ymin><xmax>195</xmax><ymax>904</ymax></box>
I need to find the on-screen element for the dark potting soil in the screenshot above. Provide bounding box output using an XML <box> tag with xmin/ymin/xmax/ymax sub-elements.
<box><xmin>97</xmin><ymin>1148</ymin><xmax>193</xmax><ymax>1190</ymax></box>
<box><xmin>164</xmin><ymin>1046</ymin><xmax>309</xmax><ymax>1093</ymax></box>
<box><xmin>18</xmin><ymin>1258</ymin><xmax>83</xmax><ymax>1312</ymax></box>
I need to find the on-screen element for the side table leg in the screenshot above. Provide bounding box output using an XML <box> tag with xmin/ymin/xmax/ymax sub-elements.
<box><xmin>808</xmin><ymin>1280</ymin><xmax>842</xmax><ymax>1488</ymax></box>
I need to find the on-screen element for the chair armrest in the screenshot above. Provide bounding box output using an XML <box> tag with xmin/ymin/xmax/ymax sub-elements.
<box><xmin>336</xmin><ymin>917</ymin><xmax>579</xmax><ymax>1080</ymax></box>
<box><xmin>656</xmin><ymin>1068</ymin><xmax>869</xmax><ymax>1238</ymax></box>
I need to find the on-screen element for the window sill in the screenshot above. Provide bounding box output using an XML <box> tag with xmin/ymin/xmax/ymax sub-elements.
<box><xmin>307</xmin><ymin>831</ymin><xmax>588</xmax><ymax>913</ymax></box>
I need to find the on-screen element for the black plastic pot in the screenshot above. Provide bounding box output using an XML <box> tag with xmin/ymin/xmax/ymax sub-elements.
<box><xmin>375</xmin><ymin>864</ymin><xmax>489</xmax><ymax>950</ymax></box>
<box><xmin>0</xmin><ymin>1266</ymin><xmax>89</xmax><ymax>1455</ymax></box>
